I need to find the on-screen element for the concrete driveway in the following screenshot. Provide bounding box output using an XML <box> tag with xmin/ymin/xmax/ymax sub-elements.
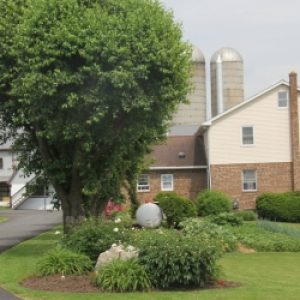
<box><xmin>0</xmin><ymin>209</ymin><xmax>62</xmax><ymax>300</ymax></box>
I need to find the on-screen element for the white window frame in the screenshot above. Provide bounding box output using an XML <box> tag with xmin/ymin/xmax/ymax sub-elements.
<box><xmin>241</xmin><ymin>126</ymin><xmax>254</xmax><ymax>146</ymax></box>
<box><xmin>161</xmin><ymin>174</ymin><xmax>174</xmax><ymax>191</ymax></box>
<box><xmin>242</xmin><ymin>170</ymin><xmax>257</xmax><ymax>192</ymax></box>
<box><xmin>137</xmin><ymin>174</ymin><xmax>150</xmax><ymax>192</ymax></box>
<box><xmin>277</xmin><ymin>91</ymin><xmax>288</xmax><ymax>108</ymax></box>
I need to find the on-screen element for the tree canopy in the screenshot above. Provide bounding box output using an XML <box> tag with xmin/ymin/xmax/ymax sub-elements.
<box><xmin>0</xmin><ymin>0</ymin><xmax>191</xmax><ymax>228</ymax></box>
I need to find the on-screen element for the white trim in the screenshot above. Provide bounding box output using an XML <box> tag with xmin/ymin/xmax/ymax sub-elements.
<box><xmin>149</xmin><ymin>166</ymin><xmax>207</xmax><ymax>170</ymax></box>
<box><xmin>161</xmin><ymin>174</ymin><xmax>174</xmax><ymax>191</ymax></box>
<box><xmin>202</xmin><ymin>80</ymin><xmax>297</xmax><ymax>127</ymax></box>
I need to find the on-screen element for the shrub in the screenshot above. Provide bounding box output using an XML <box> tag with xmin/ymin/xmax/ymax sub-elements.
<box><xmin>196</xmin><ymin>190</ymin><xmax>232</xmax><ymax>216</ymax></box>
<box><xmin>234</xmin><ymin>210</ymin><xmax>257</xmax><ymax>221</ymax></box>
<box><xmin>154</xmin><ymin>192</ymin><xmax>197</xmax><ymax>227</ymax></box>
<box><xmin>61</xmin><ymin>218</ymin><xmax>129</xmax><ymax>262</ymax></box>
<box><xmin>95</xmin><ymin>258</ymin><xmax>151</xmax><ymax>292</ymax></box>
<box><xmin>132</xmin><ymin>229</ymin><xmax>222</xmax><ymax>289</ymax></box>
<box><xmin>179</xmin><ymin>218</ymin><xmax>237</xmax><ymax>252</ymax></box>
<box><xmin>256</xmin><ymin>192</ymin><xmax>300</xmax><ymax>222</ymax></box>
<box><xmin>37</xmin><ymin>248</ymin><xmax>92</xmax><ymax>276</ymax></box>
<box><xmin>209</xmin><ymin>212</ymin><xmax>243</xmax><ymax>226</ymax></box>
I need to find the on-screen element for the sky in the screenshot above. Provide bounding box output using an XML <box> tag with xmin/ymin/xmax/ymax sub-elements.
<box><xmin>160</xmin><ymin>0</ymin><xmax>300</xmax><ymax>98</ymax></box>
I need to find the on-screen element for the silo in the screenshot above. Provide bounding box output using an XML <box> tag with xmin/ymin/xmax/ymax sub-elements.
<box><xmin>210</xmin><ymin>47</ymin><xmax>244</xmax><ymax>117</ymax></box>
<box><xmin>171</xmin><ymin>45</ymin><xmax>207</xmax><ymax>126</ymax></box>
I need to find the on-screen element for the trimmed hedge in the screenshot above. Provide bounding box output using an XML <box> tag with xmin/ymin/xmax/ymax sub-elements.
<box><xmin>256</xmin><ymin>192</ymin><xmax>300</xmax><ymax>222</ymax></box>
<box><xmin>196</xmin><ymin>190</ymin><xmax>232</xmax><ymax>216</ymax></box>
<box><xmin>154</xmin><ymin>192</ymin><xmax>197</xmax><ymax>227</ymax></box>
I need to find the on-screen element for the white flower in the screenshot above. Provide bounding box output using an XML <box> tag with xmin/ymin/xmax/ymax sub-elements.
<box><xmin>54</xmin><ymin>231</ymin><xmax>61</xmax><ymax>235</ymax></box>
<box><xmin>114</xmin><ymin>218</ymin><xmax>121</xmax><ymax>223</ymax></box>
<box><xmin>113</xmin><ymin>227</ymin><xmax>119</xmax><ymax>232</ymax></box>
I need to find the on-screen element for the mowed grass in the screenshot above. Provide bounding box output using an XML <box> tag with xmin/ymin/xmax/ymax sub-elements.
<box><xmin>0</xmin><ymin>216</ymin><xmax>7</xmax><ymax>223</ymax></box>
<box><xmin>0</xmin><ymin>228</ymin><xmax>300</xmax><ymax>300</ymax></box>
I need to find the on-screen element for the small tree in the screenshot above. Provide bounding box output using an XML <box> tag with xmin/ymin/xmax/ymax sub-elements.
<box><xmin>0</xmin><ymin>0</ymin><xmax>191</xmax><ymax>230</ymax></box>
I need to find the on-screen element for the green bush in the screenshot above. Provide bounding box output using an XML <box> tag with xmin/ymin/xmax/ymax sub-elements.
<box><xmin>209</xmin><ymin>212</ymin><xmax>243</xmax><ymax>226</ymax></box>
<box><xmin>154</xmin><ymin>192</ymin><xmax>197</xmax><ymax>227</ymax></box>
<box><xmin>37</xmin><ymin>248</ymin><xmax>92</xmax><ymax>276</ymax></box>
<box><xmin>179</xmin><ymin>218</ymin><xmax>237</xmax><ymax>252</ymax></box>
<box><xmin>61</xmin><ymin>218</ymin><xmax>129</xmax><ymax>263</ymax></box>
<box><xmin>196</xmin><ymin>190</ymin><xmax>232</xmax><ymax>216</ymax></box>
<box><xmin>234</xmin><ymin>210</ymin><xmax>257</xmax><ymax>221</ymax></box>
<box><xmin>95</xmin><ymin>258</ymin><xmax>151</xmax><ymax>292</ymax></box>
<box><xmin>229</xmin><ymin>223</ymin><xmax>300</xmax><ymax>252</ymax></box>
<box><xmin>132</xmin><ymin>229</ymin><xmax>222</xmax><ymax>289</ymax></box>
<box><xmin>256</xmin><ymin>192</ymin><xmax>300</xmax><ymax>222</ymax></box>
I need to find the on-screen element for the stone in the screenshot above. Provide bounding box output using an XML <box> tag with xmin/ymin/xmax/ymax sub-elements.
<box><xmin>95</xmin><ymin>243</ymin><xmax>138</xmax><ymax>271</ymax></box>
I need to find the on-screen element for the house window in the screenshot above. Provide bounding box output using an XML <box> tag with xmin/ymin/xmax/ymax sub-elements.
<box><xmin>278</xmin><ymin>91</ymin><xmax>288</xmax><ymax>108</ymax></box>
<box><xmin>161</xmin><ymin>174</ymin><xmax>174</xmax><ymax>191</ymax></box>
<box><xmin>0</xmin><ymin>183</ymin><xmax>10</xmax><ymax>202</ymax></box>
<box><xmin>242</xmin><ymin>126</ymin><xmax>254</xmax><ymax>145</ymax></box>
<box><xmin>0</xmin><ymin>158</ymin><xmax>3</xmax><ymax>169</ymax></box>
<box><xmin>137</xmin><ymin>174</ymin><xmax>150</xmax><ymax>192</ymax></box>
<box><xmin>242</xmin><ymin>170</ymin><xmax>257</xmax><ymax>191</ymax></box>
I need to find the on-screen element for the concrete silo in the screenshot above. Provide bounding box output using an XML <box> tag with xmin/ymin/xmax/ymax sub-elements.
<box><xmin>171</xmin><ymin>45</ymin><xmax>207</xmax><ymax>126</ymax></box>
<box><xmin>210</xmin><ymin>47</ymin><xmax>244</xmax><ymax>117</ymax></box>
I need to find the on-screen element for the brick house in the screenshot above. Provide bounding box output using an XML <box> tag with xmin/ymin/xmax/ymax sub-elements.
<box><xmin>138</xmin><ymin>72</ymin><xmax>300</xmax><ymax>209</ymax></box>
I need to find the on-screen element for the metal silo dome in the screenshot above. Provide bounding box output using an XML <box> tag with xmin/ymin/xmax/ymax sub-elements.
<box><xmin>191</xmin><ymin>45</ymin><xmax>205</xmax><ymax>63</ymax></box>
<box><xmin>210</xmin><ymin>47</ymin><xmax>244</xmax><ymax>117</ymax></box>
<box><xmin>211</xmin><ymin>47</ymin><xmax>243</xmax><ymax>63</ymax></box>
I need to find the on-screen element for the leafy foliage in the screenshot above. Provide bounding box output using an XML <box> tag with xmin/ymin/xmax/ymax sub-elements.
<box><xmin>257</xmin><ymin>220</ymin><xmax>300</xmax><ymax>239</ymax></box>
<box><xmin>256</xmin><ymin>192</ymin><xmax>300</xmax><ymax>222</ymax></box>
<box><xmin>154</xmin><ymin>192</ymin><xmax>197</xmax><ymax>227</ymax></box>
<box><xmin>234</xmin><ymin>210</ymin><xmax>257</xmax><ymax>221</ymax></box>
<box><xmin>209</xmin><ymin>212</ymin><xmax>243</xmax><ymax>226</ymax></box>
<box><xmin>196</xmin><ymin>190</ymin><xmax>232</xmax><ymax>216</ymax></box>
<box><xmin>0</xmin><ymin>0</ymin><xmax>192</xmax><ymax>223</ymax></box>
<box><xmin>229</xmin><ymin>223</ymin><xmax>300</xmax><ymax>252</ymax></box>
<box><xmin>179</xmin><ymin>218</ymin><xmax>237</xmax><ymax>252</ymax></box>
<box><xmin>61</xmin><ymin>219</ymin><xmax>129</xmax><ymax>262</ymax></box>
<box><xmin>131</xmin><ymin>229</ymin><xmax>222</xmax><ymax>289</ymax></box>
<box><xmin>36</xmin><ymin>248</ymin><xmax>92</xmax><ymax>276</ymax></box>
<box><xmin>95</xmin><ymin>258</ymin><xmax>151</xmax><ymax>292</ymax></box>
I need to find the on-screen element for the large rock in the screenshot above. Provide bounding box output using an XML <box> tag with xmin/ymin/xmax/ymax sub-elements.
<box><xmin>95</xmin><ymin>243</ymin><xmax>138</xmax><ymax>271</ymax></box>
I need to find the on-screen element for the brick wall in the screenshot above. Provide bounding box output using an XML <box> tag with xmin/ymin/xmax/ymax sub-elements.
<box><xmin>210</xmin><ymin>162</ymin><xmax>293</xmax><ymax>209</ymax></box>
<box><xmin>137</xmin><ymin>169</ymin><xmax>207</xmax><ymax>203</ymax></box>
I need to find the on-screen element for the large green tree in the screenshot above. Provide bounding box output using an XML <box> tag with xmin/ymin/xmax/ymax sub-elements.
<box><xmin>0</xmin><ymin>0</ymin><xmax>191</xmax><ymax>229</ymax></box>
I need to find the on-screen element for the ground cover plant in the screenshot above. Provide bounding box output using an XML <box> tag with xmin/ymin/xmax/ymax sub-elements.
<box><xmin>257</xmin><ymin>220</ymin><xmax>300</xmax><ymax>239</ymax></box>
<box><xmin>229</xmin><ymin>222</ymin><xmax>300</xmax><ymax>252</ymax></box>
<box><xmin>234</xmin><ymin>210</ymin><xmax>257</xmax><ymax>221</ymax></box>
<box><xmin>209</xmin><ymin>212</ymin><xmax>243</xmax><ymax>227</ymax></box>
<box><xmin>2</xmin><ymin>227</ymin><xmax>300</xmax><ymax>299</ymax></box>
<box><xmin>0</xmin><ymin>216</ymin><xmax>7</xmax><ymax>223</ymax></box>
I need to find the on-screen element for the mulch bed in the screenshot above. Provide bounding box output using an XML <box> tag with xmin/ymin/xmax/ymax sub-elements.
<box><xmin>22</xmin><ymin>275</ymin><xmax>241</xmax><ymax>293</ymax></box>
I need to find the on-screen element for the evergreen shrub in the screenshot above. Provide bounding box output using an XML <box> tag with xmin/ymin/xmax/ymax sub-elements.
<box><xmin>154</xmin><ymin>192</ymin><xmax>197</xmax><ymax>227</ymax></box>
<box><xmin>256</xmin><ymin>192</ymin><xmax>300</xmax><ymax>222</ymax></box>
<box><xmin>196</xmin><ymin>190</ymin><xmax>232</xmax><ymax>216</ymax></box>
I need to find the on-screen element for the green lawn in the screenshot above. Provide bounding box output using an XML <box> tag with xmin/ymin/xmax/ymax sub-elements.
<box><xmin>0</xmin><ymin>216</ymin><xmax>7</xmax><ymax>223</ymax></box>
<box><xmin>0</xmin><ymin>228</ymin><xmax>300</xmax><ymax>300</ymax></box>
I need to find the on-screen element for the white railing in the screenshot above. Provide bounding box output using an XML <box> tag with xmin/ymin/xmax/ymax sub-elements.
<box><xmin>11</xmin><ymin>184</ymin><xmax>28</xmax><ymax>209</ymax></box>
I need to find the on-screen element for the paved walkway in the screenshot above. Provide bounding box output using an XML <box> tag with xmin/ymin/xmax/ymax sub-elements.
<box><xmin>0</xmin><ymin>209</ymin><xmax>62</xmax><ymax>300</ymax></box>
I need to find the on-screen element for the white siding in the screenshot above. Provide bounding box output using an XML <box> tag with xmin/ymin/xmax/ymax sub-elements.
<box><xmin>208</xmin><ymin>85</ymin><xmax>292</xmax><ymax>164</ymax></box>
